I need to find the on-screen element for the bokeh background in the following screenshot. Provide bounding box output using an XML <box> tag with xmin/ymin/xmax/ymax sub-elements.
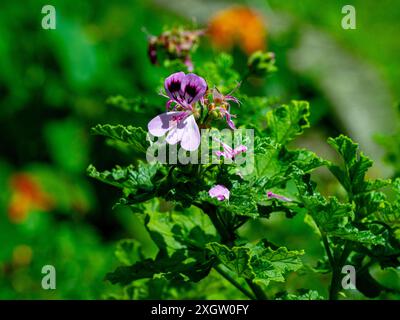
<box><xmin>0</xmin><ymin>0</ymin><xmax>399</xmax><ymax>299</ymax></box>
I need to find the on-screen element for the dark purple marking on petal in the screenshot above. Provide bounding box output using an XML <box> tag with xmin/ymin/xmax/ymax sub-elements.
<box><xmin>181</xmin><ymin>73</ymin><xmax>207</xmax><ymax>104</ymax></box>
<box><xmin>165</xmin><ymin>72</ymin><xmax>185</xmax><ymax>101</ymax></box>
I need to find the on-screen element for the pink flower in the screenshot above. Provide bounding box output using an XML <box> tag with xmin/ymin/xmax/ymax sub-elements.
<box><xmin>148</xmin><ymin>72</ymin><xmax>207</xmax><ymax>151</ymax></box>
<box><xmin>267</xmin><ymin>191</ymin><xmax>292</xmax><ymax>202</ymax></box>
<box><xmin>209</xmin><ymin>185</ymin><xmax>230</xmax><ymax>201</ymax></box>
<box><xmin>213</xmin><ymin>138</ymin><xmax>247</xmax><ymax>159</ymax></box>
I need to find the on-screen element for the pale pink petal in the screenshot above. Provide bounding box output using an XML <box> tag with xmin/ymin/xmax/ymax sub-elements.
<box><xmin>180</xmin><ymin>115</ymin><xmax>200</xmax><ymax>151</ymax></box>
<box><xmin>225</xmin><ymin>112</ymin><xmax>236</xmax><ymax>130</ymax></box>
<box><xmin>235</xmin><ymin>145</ymin><xmax>247</xmax><ymax>153</ymax></box>
<box><xmin>148</xmin><ymin>111</ymin><xmax>181</xmax><ymax>137</ymax></box>
<box><xmin>215</xmin><ymin>151</ymin><xmax>226</xmax><ymax>158</ymax></box>
<box><xmin>221</xmin><ymin>141</ymin><xmax>233</xmax><ymax>154</ymax></box>
<box><xmin>209</xmin><ymin>185</ymin><xmax>230</xmax><ymax>201</ymax></box>
<box><xmin>165</xmin><ymin>121</ymin><xmax>185</xmax><ymax>145</ymax></box>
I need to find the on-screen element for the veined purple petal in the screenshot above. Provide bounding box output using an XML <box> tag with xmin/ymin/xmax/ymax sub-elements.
<box><xmin>181</xmin><ymin>73</ymin><xmax>207</xmax><ymax>104</ymax></box>
<box><xmin>180</xmin><ymin>114</ymin><xmax>200</xmax><ymax>151</ymax></box>
<box><xmin>165</xmin><ymin>72</ymin><xmax>185</xmax><ymax>101</ymax></box>
<box><xmin>148</xmin><ymin>111</ymin><xmax>185</xmax><ymax>137</ymax></box>
<box><xmin>209</xmin><ymin>185</ymin><xmax>230</xmax><ymax>201</ymax></box>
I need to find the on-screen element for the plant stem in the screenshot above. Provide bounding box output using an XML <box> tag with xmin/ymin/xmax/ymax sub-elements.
<box><xmin>214</xmin><ymin>265</ymin><xmax>256</xmax><ymax>300</ymax></box>
<box><xmin>321</xmin><ymin>233</ymin><xmax>335</xmax><ymax>267</ymax></box>
<box><xmin>329</xmin><ymin>266</ymin><xmax>340</xmax><ymax>300</ymax></box>
<box><xmin>329</xmin><ymin>242</ymin><xmax>352</xmax><ymax>300</ymax></box>
<box><xmin>246</xmin><ymin>279</ymin><xmax>268</xmax><ymax>300</ymax></box>
<box><xmin>200</xmin><ymin>204</ymin><xmax>269</xmax><ymax>300</ymax></box>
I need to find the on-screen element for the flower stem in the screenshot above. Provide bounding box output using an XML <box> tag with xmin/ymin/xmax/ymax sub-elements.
<box><xmin>214</xmin><ymin>265</ymin><xmax>256</xmax><ymax>300</ymax></box>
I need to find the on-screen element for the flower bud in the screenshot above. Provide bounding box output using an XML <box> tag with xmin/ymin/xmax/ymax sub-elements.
<box><xmin>247</xmin><ymin>51</ymin><xmax>277</xmax><ymax>77</ymax></box>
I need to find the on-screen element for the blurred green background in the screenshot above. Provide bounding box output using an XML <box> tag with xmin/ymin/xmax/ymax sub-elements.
<box><xmin>0</xmin><ymin>0</ymin><xmax>399</xmax><ymax>299</ymax></box>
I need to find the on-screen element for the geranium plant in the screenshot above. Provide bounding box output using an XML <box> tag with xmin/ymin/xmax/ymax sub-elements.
<box><xmin>88</xmin><ymin>28</ymin><xmax>400</xmax><ymax>300</ymax></box>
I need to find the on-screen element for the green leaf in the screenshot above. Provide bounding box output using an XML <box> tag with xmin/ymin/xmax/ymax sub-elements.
<box><xmin>276</xmin><ymin>290</ymin><xmax>324</xmax><ymax>300</ymax></box>
<box><xmin>250</xmin><ymin>242</ymin><xmax>304</xmax><ymax>285</ymax></box>
<box><xmin>265</xmin><ymin>100</ymin><xmax>310</xmax><ymax>145</ymax></box>
<box><xmin>107</xmin><ymin>206</ymin><xmax>217</xmax><ymax>286</ymax></box>
<box><xmin>87</xmin><ymin>162</ymin><xmax>159</xmax><ymax>202</ymax></box>
<box><xmin>91</xmin><ymin>124</ymin><xmax>149</xmax><ymax>153</ymax></box>
<box><xmin>330</xmin><ymin>228</ymin><xmax>385</xmax><ymax>245</ymax></box>
<box><xmin>143</xmin><ymin>205</ymin><xmax>217</xmax><ymax>255</ymax></box>
<box><xmin>106</xmin><ymin>249</ymin><xmax>213</xmax><ymax>285</ymax></box>
<box><xmin>206</xmin><ymin>243</ymin><xmax>253</xmax><ymax>278</ymax></box>
<box><xmin>327</xmin><ymin>135</ymin><xmax>374</xmax><ymax>195</ymax></box>
<box><xmin>302</xmin><ymin>195</ymin><xmax>354</xmax><ymax>233</ymax></box>
<box><xmin>207</xmin><ymin>241</ymin><xmax>304</xmax><ymax>286</ymax></box>
<box><xmin>298</xmin><ymin>187</ymin><xmax>385</xmax><ymax>245</ymax></box>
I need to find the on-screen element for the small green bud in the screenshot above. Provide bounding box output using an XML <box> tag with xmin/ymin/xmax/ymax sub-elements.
<box><xmin>248</xmin><ymin>51</ymin><xmax>277</xmax><ymax>77</ymax></box>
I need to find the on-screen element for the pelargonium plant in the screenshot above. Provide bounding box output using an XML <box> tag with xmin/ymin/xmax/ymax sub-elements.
<box><xmin>88</xmin><ymin>28</ymin><xmax>400</xmax><ymax>300</ymax></box>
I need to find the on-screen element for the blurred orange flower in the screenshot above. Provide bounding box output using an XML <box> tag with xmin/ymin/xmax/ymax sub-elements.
<box><xmin>207</xmin><ymin>6</ymin><xmax>267</xmax><ymax>55</ymax></box>
<box><xmin>8</xmin><ymin>173</ymin><xmax>53</xmax><ymax>223</ymax></box>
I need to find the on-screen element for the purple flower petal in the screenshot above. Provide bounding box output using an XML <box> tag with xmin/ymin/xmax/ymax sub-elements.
<box><xmin>181</xmin><ymin>73</ymin><xmax>207</xmax><ymax>104</ymax></box>
<box><xmin>165</xmin><ymin>72</ymin><xmax>185</xmax><ymax>101</ymax></box>
<box><xmin>180</xmin><ymin>115</ymin><xmax>200</xmax><ymax>151</ymax></box>
<box><xmin>209</xmin><ymin>185</ymin><xmax>230</xmax><ymax>201</ymax></box>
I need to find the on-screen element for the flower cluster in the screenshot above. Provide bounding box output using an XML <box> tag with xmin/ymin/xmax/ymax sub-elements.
<box><xmin>147</xmin><ymin>29</ymin><xmax>204</xmax><ymax>71</ymax></box>
<box><xmin>148</xmin><ymin>72</ymin><xmax>242</xmax><ymax>152</ymax></box>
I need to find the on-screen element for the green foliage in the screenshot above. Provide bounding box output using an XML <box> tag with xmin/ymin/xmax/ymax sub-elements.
<box><xmin>91</xmin><ymin>124</ymin><xmax>150</xmax><ymax>154</ymax></box>
<box><xmin>89</xmin><ymin>50</ymin><xmax>400</xmax><ymax>300</ymax></box>
<box><xmin>1</xmin><ymin>0</ymin><xmax>399</xmax><ymax>301</ymax></box>
<box><xmin>265</xmin><ymin>101</ymin><xmax>310</xmax><ymax>145</ymax></box>
<box><xmin>207</xmin><ymin>241</ymin><xmax>304</xmax><ymax>286</ymax></box>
